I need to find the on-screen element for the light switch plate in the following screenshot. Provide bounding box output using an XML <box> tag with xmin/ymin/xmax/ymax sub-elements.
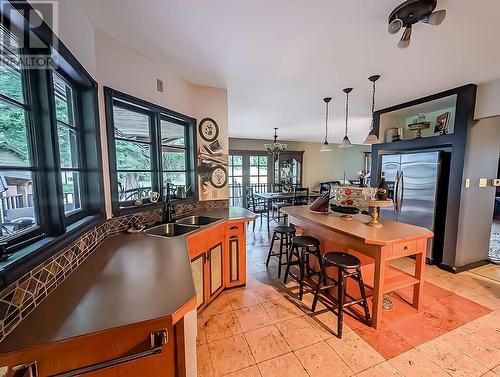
<box><xmin>465</xmin><ymin>178</ymin><xmax>470</xmax><ymax>188</ymax></box>
<box><xmin>156</xmin><ymin>79</ymin><xmax>164</xmax><ymax>93</ymax></box>
<box><xmin>479</xmin><ymin>178</ymin><xmax>488</xmax><ymax>188</ymax></box>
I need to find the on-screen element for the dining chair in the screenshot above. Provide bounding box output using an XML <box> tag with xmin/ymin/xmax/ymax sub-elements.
<box><xmin>245</xmin><ymin>187</ymin><xmax>268</xmax><ymax>231</ymax></box>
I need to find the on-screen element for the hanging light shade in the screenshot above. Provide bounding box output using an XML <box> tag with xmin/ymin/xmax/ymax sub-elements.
<box><xmin>339</xmin><ymin>88</ymin><xmax>353</xmax><ymax>148</ymax></box>
<box><xmin>364</xmin><ymin>74</ymin><xmax>381</xmax><ymax>144</ymax></box>
<box><xmin>265</xmin><ymin>127</ymin><xmax>287</xmax><ymax>155</ymax></box>
<box><xmin>320</xmin><ymin>97</ymin><xmax>334</xmax><ymax>152</ymax></box>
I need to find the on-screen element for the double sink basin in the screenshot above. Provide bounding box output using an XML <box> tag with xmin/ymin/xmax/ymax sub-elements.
<box><xmin>144</xmin><ymin>215</ymin><xmax>222</xmax><ymax>238</ymax></box>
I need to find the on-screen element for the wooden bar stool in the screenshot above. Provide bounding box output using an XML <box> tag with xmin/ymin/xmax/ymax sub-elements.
<box><xmin>311</xmin><ymin>252</ymin><xmax>372</xmax><ymax>339</ymax></box>
<box><xmin>283</xmin><ymin>235</ymin><xmax>321</xmax><ymax>300</ymax></box>
<box><xmin>266</xmin><ymin>225</ymin><xmax>295</xmax><ymax>278</ymax></box>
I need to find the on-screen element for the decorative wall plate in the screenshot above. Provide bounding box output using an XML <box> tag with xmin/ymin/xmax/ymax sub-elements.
<box><xmin>199</xmin><ymin>118</ymin><xmax>220</xmax><ymax>142</ymax></box>
<box><xmin>210</xmin><ymin>166</ymin><xmax>228</xmax><ymax>188</ymax></box>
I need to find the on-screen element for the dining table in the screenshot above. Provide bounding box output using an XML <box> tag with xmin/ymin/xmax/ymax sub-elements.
<box><xmin>254</xmin><ymin>191</ymin><xmax>321</xmax><ymax>228</ymax></box>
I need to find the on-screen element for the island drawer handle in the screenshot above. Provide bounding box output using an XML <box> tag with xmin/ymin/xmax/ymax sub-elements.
<box><xmin>404</xmin><ymin>246</ymin><xmax>408</xmax><ymax>250</ymax></box>
<box><xmin>229</xmin><ymin>226</ymin><xmax>240</xmax><ymax>230</ymax></box>
<box><xmin>50</xmin><ymin>330</ymin><xmax>168</xmax><ymax>377</ymax></box>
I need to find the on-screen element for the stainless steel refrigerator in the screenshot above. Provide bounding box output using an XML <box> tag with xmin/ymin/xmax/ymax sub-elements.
<box><xmin>380</xmin><ymin>151</ymin><xmax>449</xmax><ymax>262</ymax></box>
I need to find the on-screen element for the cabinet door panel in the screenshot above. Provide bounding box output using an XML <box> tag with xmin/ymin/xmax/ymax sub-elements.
<box><xmin>208</xmin><ymin>243</ymin><xmax>223</xmax><ymax>297</ymax></box>
<box><xmin>191</xmin><ymin>254</ymin><xmax>205</xmax><ymax>309</ymax></box>
<box><xmin>229</xmin><ymin>236</ymin><xmax>240</xmax><ymax>283</ymax></box>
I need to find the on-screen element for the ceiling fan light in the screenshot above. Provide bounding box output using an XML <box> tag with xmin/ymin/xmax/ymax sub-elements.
<box><xmin>388</xmin><ymin>18</ymin><xmax>403</xmax><ymax>34</ymax></box>
<box><xmin>339</xmin><ymin>135</ymin><xmax>353</xmax><ymax>148</ymax></box>
<box><xmin>398</xmin><ymin>25</ymin><xmax>412</xmax><ymax>48</ymax></box>
<box><xmin>363</xmin><ymin>132</ymin><xmax>379</xmax><ymax>144</ymax></box>
<box><xmin>424</xmin><ymin>9</ymin><xmax>447</xmax><ymax>26</ymax></box>
<box><xmin>320</xmin><ymin>142</ymin><xmax>334</xmax><ymax>152</ymax></box>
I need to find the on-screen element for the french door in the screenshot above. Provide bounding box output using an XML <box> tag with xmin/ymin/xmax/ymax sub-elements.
<box><xmin>228</xmin><ymin>151</ymin><xmax>271</xmax><ymax>207</ymax></box>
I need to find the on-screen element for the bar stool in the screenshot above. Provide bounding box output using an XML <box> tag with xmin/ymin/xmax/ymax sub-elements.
<box><xmin>266</xmin><ymin>225</ymin><xmax>295</xmax><ymax>278</ymax></box>
<box><xmin>311</xmin><ymin>252</ymin><xmax>371</xmax><ymax>339</ymax></box>
<box><xmin>283</xmin><ymin>235</ymin><xmax>321</xmax><ymax>300</ymax></box>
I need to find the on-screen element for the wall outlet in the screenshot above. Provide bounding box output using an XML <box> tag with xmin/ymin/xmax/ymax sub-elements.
<box><xmin>492</xmin><ymin>178</ymin><xmax>500</xmax><ymax>187</ymax></box>
<box><xmin>465</xmin><ymin>178</ymin><xmax>470</xmax><ymax>188</ymax></box>
<box><xmin>479</xmin><ymin>178</ymin><xmax>488</xmax><ymax>188</ymax></box>
<box><xmin>156</xmin><ymin>79</ymin><xmax>164</xmax><ymax>93</ymax></box>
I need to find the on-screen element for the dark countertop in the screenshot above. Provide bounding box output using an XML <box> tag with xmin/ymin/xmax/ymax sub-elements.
<box><xmin>0</xmin><ymin>206</ymin><xmax>255</xmax><ymax>354</ymax></box>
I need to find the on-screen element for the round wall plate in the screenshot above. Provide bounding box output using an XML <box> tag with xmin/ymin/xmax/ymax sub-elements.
<box><xmin>199</xmin><ymin>118</ymin><xmax>220</xmax><ymax>142</ymax></box>
<box><xmin>210</xmin><ymin>166</ymin><xmax>228</xmax><ymax>188</ymax></box>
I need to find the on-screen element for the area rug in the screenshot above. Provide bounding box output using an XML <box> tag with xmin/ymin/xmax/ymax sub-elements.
<box><xmin>490</xmin><ymin>232</ymin><xmax>500</xmax><ymax>264</ymax></box>
<box><xmin>284</xmin><ymin>281</ymin><xmax>492</xmax><ymax>360</ymax></box>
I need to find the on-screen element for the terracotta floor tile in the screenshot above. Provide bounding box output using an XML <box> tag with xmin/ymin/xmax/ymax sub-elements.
<box><xmin>257</xmin><ymin>352</ymin><xmax>308</xmax><ymax>377</ymax></box>
<box><xmin>294</xmin><ymin>341</ymin><xmax>353</xmax><ymax>377</ymax></box>
<box><xmin>204</xmin><ymin>311</ymin><xmax>242</xmax><ymax>342</ymax></box>
<box><xmin>208</xmin><ymin>334</ymin><xmax>255</xmax><ymax>377</ymax></box>
<box><xmin>202</xmin><ymin>293</ymin><xmax>233</xmax><ymax>319</ymax></box>
<box><xmin>234</xmin><ymin>304</ymin><xmax>274</xmax><ymax>332</ymax></box>
<box><xmin>417</xmin><ymin>337</ymin><xmax>489</xmax><ymax>377</ymax></box>
<box><xmin>491</xmin><ymin>364</ymin><xmax>500</xmax><ymax>374</ymax></box>
<box><xmin>275</xmin><ymin>316</ymin><xmax>323</xmax><ymax>350</ymax></box>
<box><xmin>197</xmin><ymin>343</ymin><xmax>214</xmax><ymax>377</ymax></box>
<box><xmin>198</xmin><ymin>315</ymin><xmax>207</xmax><ymax>345</ymax></box>
<box><xmin>304</xmin><ymin>310</ymin><xmax>351</xmax><ymax>339</ymax></box>
<box><xmin>326</xmin><ymin>331</ymin><xmax>384</xmax><ymax>373</ymax></box>
<box><xmin>244</xmin><ymin>325</ymin><xmax>291</xmax><ymax>363</ymax></box>
<box><xmin>389</xmin><ymin>348</ymin><xmax>451</xmax><ymax>377</ymax></box>
<box><xmin>480</xmin><ymin>372</ymin><xmax>498</xmax><ymax>377</ymax></box>
<box><xmin>356</xmin><ymin>361</ymin><xmax>403</xmax><ymax>377</ymax></box>
<box><xmin>227</xmin><ymin>288</ymin><xmax>261</xmax><ymax>310</ymax></box>
<box><xmin>253</xmin><ymin>285</ymin><xmax>288</xmax><ymax>303</ymax></box>
<box><xmin>442</xmin><ymin>328</ymin><xmax>500</xmax><ymax>369</ymax></box>
<box><xmin>460</xmin><ymin>313</ymin><xmax>500</xmax><ymax>347</ymax></box>
<box><xmin>262</xmin><ymin>299</ymin><xmax>302</xmax><ymax>322</ymax></box>
<box><xmin>353</xmin><ymin>325</ymin><xmax>413</xmax><ymax>359</ymax></box>
<box><xmin>226</xmin><ymin>365</ymin><xmax>262</xmax><ymax>377</ymax></box>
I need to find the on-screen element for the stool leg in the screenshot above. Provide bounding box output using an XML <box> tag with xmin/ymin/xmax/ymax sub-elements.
<box><xmin>357</xmin><ymin>268</ymin><xmax>372</xmax><ymax>326</ymax></box>
<box><xmin>283</xmin><ymin>244</ymin><xmax>295</xmax><ymax>283</ymax></box>
<box><xmin>311</xmin><ymin>264</ymin><xmax>325</xmax><ymax>312</ymax></box>
<box><xmin>277</xmin><ymin>233</ymin><xmax>284</xmax><ymax>278</ymax></box>
<box><xmin>266</xmin><ymin>232</ymin><xmax>276</xmax><ymax>267</ymax></box>
<box><xmin>298</xmin><ymin>247</ymin><xmax>306</xmax><ymax>300</ymax></box>
<box><xmin>337</xmin><ymin>268</ymin><xmax>345</xmax><ymax>339</ymax></box>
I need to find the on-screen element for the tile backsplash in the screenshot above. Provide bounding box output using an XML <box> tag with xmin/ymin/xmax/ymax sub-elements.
<box><xmin>0</xmin><ymin>200</ymin><xmax>228</xmax><ymax>343</ymax></box>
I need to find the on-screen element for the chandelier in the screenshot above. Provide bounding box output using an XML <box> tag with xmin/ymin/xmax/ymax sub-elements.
<box><xmin>265</xmin><ymin>128</ymin><xmax>287</xmax><ymax>155</ymax></box>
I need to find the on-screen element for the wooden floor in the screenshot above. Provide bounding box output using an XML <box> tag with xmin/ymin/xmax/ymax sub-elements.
<box><xmin>197</xmin><ymin>219</ymin><xmax>500</xmax><ymax>377</ymax></box>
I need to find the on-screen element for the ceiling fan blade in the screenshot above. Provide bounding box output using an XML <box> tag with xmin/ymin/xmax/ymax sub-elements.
<box><xmin>388</xmin><ymin>18</ymin><xmax>403</xmax><ymax>34</ymax></box>
<box><xmin>422</xmin><ymin>9</ymin><xmax>447</xmax><ymax>26</ymax></box>
<box><xmin>397</xmin><ymin>25</ymin><xmax>412</xmax><ymax>48</ymax></box>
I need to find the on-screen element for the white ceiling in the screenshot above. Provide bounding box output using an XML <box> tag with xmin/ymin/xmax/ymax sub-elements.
<box><xmin>82</xmin><ymin>0</ymin><xmax>500</xmax><ymax>143</ymax></box>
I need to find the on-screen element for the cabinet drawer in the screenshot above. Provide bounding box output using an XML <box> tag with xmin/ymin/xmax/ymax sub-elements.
<box><xmin>226</xmin><ymin>222</ymin><xmax>244</xmax><ymax>236</ymax></box>
<box><xmin>392</xmin><ymin>240</ymin><xmax>417</xmax><ymax>256</ymax></box>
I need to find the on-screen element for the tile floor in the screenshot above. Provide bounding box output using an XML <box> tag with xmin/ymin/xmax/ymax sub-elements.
<box><xmin>197</xmin><ymin>222</ymin><xmax>500</xmax><ymax>377</ymax></box>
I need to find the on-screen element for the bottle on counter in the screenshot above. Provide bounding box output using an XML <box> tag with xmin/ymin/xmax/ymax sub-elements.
<box><xmin>377</xmin><ymin>172</ymin><xmax>389</xmax><ymax>201</ymax></box>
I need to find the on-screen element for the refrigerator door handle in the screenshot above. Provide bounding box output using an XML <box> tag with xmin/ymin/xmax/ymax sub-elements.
<box><xmin>394</xmin><ymin>171</ymin><xmax>400</xmax><ymax>214</ymax></box>
<box><xmin>399</xmin><ymin>171</ymin><xmax>405</xmax><ymax>212</ymax></box>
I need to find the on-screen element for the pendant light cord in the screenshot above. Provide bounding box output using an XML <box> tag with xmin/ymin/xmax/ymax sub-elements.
<box><xmin>371</xmin><ymin>80</ymin><xmax>376</xmax><ymax>132</ymax></box>
<box><xmin>325</xmin><ymin>100</ymin><xmax>329</xmax><ymax>143</ymax></box>
<box><xmin>345</xmin><ymin>91</ymin><xmax>349</xmax><ymax>137</ymax></box>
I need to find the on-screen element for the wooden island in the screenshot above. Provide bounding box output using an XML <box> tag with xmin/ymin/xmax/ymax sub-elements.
<box><xmin>281</xmin><ymin>206</ymin><xmax>434</xmax><ymax>329</ymax></box>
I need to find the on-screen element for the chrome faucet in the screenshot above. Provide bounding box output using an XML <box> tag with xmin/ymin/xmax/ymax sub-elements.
<box><xmin>162</xmin><ymin>183</ymin><xmax>175</xmax><ymax>223</ymax></box>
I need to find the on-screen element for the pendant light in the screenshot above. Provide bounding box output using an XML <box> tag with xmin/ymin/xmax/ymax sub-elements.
<box><xmin>264</xmin><ymin>128</ymin><xmax>287</xmax><ymax>155</ymax></box>
<box><xmin>320</xmin><ymin>97</ymin><xmax>333</xmax><ymax>152</ymax></box>
<box><xmin>364</xmin><ymin>75</ymin><xmax>381</xmax><ymax>144</ymax></box>
<box><xmin>339</xmin><ymin>88</ymin><xmax>353</xmax><ymax>148</ymax></box>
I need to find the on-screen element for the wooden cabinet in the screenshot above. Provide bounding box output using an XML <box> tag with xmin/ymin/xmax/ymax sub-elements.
<box><xmin>0</xmin><ymin>319</ymin><xmax>174</xmax><ymax>377</ymax></box>
<box><xmin>225</xmin><ymin>221</ymin><xmax>246</xmax><ymax>288</ymax></box>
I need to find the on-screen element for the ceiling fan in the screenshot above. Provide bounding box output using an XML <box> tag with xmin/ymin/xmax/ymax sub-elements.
<box><xmin>388</xmin><ymin>0</ymin><xmax>447</xmax><ymax>48</ymax></box>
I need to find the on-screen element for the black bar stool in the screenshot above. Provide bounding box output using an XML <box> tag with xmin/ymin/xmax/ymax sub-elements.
<box><xmin>283</xmin><ymin>235</ymin><xmax>321</xmax><ymax>300</ymax></box>
<box><xmin>311</xmin><ymin>252</ymin><xmax>371</xmax><ymax>338</ymax></box>
<box><xmin>266</xmin><ymin>225</ymin><xmax>295</xmax><ymax>278</ymax></box>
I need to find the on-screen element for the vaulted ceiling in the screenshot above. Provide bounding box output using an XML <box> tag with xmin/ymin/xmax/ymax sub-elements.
<box><xmin>82</xmin><ymin>0</ymin><xmax>500</xmax><ymax>142</ymax></box>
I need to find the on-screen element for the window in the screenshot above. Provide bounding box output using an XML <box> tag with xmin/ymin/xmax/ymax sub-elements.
<box><xmin>0</xmin><ymin>1</ymin><xmax>104</xmax><ymax>279</ymax></box>
<box><xmin>228</xmin><ymin>155</ymin><xmax>243</xmax><ymax>206</ymax></box>
<box><xmin>105</xmin><ymin>88</ymin><xmax>197</xmax><ymax>214</ymax></box>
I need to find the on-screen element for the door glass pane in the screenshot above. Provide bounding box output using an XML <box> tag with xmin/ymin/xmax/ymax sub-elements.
<box><xmin>61</xmin><ymin>171</ymin><xmax>81</xmax><ymax>213</ymax></box>
<box><xmin>162</xmin><ymin>148</ymin><xmax>186</xmax><ymax>171</ymax></box>
<box><xmin>231</xmin><ymin>156</ymin><xmax>242</xmax><ymax>166</ymax></box>
<box><xmin>0</xmin><ymin>100</ymin><xmax>29</xmax><ymax>166</ymax></box>
<box><xmin>113</xmin><ymin>105</ymin><xmax>151</xmax><ymax>142</ymax></box>
<box><xmin>57</xmin><ymin>124</ymin><xmax>79</xmax><ymax>168</ymax></box>
<box><xmin>233</xmin><ymin>165</ymin><xmax>242</xmax><ymax>175</ymax></box>
<box><xmin>115</xmin><ymin>139</ymin><xmax>151</xmax><ymax>170</ymax></box>
<box><xmin>250</xmin><ymin>166</ymin><xmax>258</xmax><ymax>175</ymax></box>
<box><xmin>210</xmin><ymin>244</ymin><xmax>222</xmax><ymax>295</ymax></box>
<box><xmin>161</xmin><ymin>120</ymin><xmax>185</xmax><ymax>147</ymax></box>
<box><xmin>0</xmin><ymin>170</ymin><xmax>36</xmax><ymax>237</ymax></box>
<box><xmin>259</xmin><ymin>156</ymin><xmax>268</xmax><ymax>165</ymax></box>
<box><xmin>117</xmin><ymin>171</ymin><xmax>152</xmax><ymax>202</ymax></box>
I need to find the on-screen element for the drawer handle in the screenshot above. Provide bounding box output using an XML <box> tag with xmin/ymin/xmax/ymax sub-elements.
<box><xmin>12</xmin><ymin>361</ymin><xmax>39</xmax><ymax>377</ymax></box>
<box><xmin>50</xmin><ymin>330</ymin><xmax>168</xmax><ymax>377</ymax></box>
<box><xmin>404</xmin><ymin>246</ymin><xmax>408</xmax><ymax>250</ymax></box>
<box><xmin>230</xmin><ymin>226</ymin><xmax>240</xmax><ymax>230</ymax></box>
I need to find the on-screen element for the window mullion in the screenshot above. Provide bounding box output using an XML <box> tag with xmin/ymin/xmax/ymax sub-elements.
<box><xmin>151</xmin><ymin>112</ymin><xmax>161</xmax><ymax>198</ymax></box>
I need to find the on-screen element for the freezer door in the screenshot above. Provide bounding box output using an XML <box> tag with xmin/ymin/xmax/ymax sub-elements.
<box><xmin>380</xmin><ymin>154</ymin><xmax>400</xmax><ymax>221</ymax></box>
<box><xmin>398</xmin><ymin>152</ymin><xmax>440</xmax><ymax>231</ymax></box>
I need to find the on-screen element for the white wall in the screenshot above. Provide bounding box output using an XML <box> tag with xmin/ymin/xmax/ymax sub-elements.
<box><xmin>229</xmin><ymin>138</ymin><xmax>369</xmax><ymax>190</ymax></box>
<box><xmin>475</xmin><ymin>79</ymin><xmax>500</xmax><ymax>119</ymax></box>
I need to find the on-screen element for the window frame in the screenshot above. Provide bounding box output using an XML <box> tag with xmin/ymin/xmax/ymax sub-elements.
<box><xmin>104</xmin><ymin>87</ymin><xmax>198</xmax><ymax>216</ymax></box>
<box><xmin>0</xmin><ymin>0</ymin><xmax>105</xmax><ymax>288</ymax></box>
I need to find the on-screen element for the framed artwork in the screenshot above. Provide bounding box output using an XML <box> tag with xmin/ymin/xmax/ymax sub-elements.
<box><xmin>199</xmin><ymin>118</ymin><xmax>220</xmax><ymax>142</ymax></box>
<box><xmin>434</xmin><ymin>112</ymin><xmax>450</xmax><ymax>134</ymax></box>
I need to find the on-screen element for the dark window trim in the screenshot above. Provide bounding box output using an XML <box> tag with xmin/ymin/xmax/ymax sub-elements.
<box><xmin>104</xmin><ymin>87</ymin><xmax>198</xmax><ymax>217</ymax></box>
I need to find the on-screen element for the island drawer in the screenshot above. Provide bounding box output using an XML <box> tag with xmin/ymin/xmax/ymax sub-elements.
<box><xmin>391</xmin><ymin>240</ymin><xmax>418</xmax><ymax>257</ymax></box>
<box><xmin>226</xmin><ymin>221</ymin><xmax>244</xmax><ymax>236</ymax></box>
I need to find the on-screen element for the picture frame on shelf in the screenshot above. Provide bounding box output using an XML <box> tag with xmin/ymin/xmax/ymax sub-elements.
<box><xmin>434</xmin><ymin>112</ymin><xmax>450</xmax><ymax>135</ymax></box>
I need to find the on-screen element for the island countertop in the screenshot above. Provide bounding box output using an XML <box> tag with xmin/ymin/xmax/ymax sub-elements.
<box><xmin>281</xmin><ymin>206</ymin><xmax>433</xmax><ymax>245</ymax></box>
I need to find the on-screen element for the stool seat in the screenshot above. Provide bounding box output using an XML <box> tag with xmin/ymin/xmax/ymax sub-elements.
<box><xmin>323</xmin><ymin>252</ymin><xmax>361</xmax><ymax>269</ymax></box>
<box><xmin>291</xmin><ymin>236</ymin><xmax>320</xmax><ymax>248</ymax></box>
<box><xmin>273</xmin><ymin>225</ymin><xmax>295</xmax><ymax>234</ymax></box>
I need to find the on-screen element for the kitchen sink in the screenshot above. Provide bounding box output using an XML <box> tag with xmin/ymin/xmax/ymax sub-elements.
<box><xmin>176</xmin><ymin>215</ymin><xmax>222</xmax><ymax>226</ymax></box>
<box><xmin>145</xmin><ymin>223</ymin><xmax>199</xmax><ymax>238</ymax></box>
